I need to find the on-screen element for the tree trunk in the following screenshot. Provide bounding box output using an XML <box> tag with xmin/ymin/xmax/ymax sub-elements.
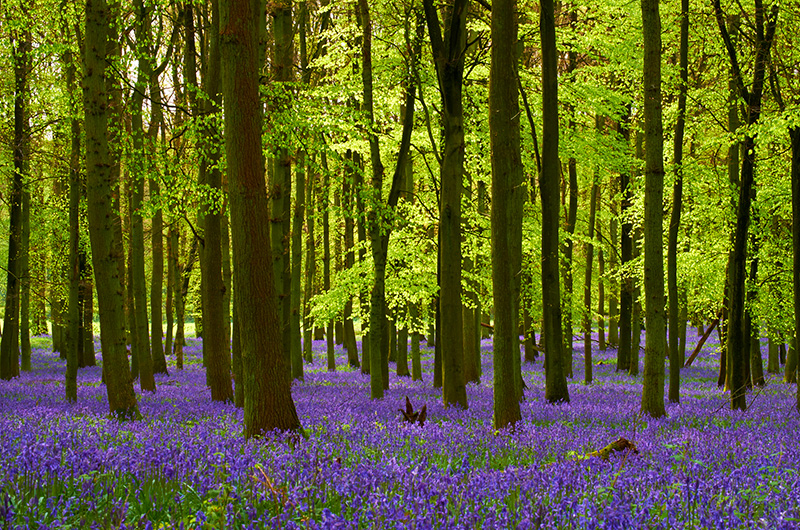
<box><xmin>321</xmin><ymin>153</ymin><xmax>335</xmax><ymax>372</ymax></box>
<box><xmin>540</xmin><ymin>0</ymin><xmax>569</xmax><ymax>404</ymax></box>
<box><xmin>617</xmin><ymin>109</ymin><xmax>634</xmax><ymax>371</ymax></box>
<box><xmin>201</xmin><ymin>0</ymin><xmax>232</xmax><ymax>401</ymax></box>
<box><xmin>713</xmin><ymin>0</ymin><xmax>777</xmax><ymax>411</ymax></box>
<box><xmin>220</xmin><ymin>0</ymin><xmax>302</xmax><ymax>436</ymax></box>
<box><xmin>667</xmin><ymin>0</ymin><xmax>689</xmax><ymax>404</ymax></box>
<box><xmin>83</xmin><ymin>0</ymin><xmax>138</xmax><ymax>418</ymax></box>
<box><xmin>422</xmin><ymin>0</ymin><xmax>468</xmax><ymax>409</ymax></box>
<box><xmin>792</xmin><ymin>126</ymin><xmax>800</xmax><ymax>408</ymax></box>
<box><xmin>583</xmin><ymin>181</ymin><xmax>599</xmax><ymax>385</ymax></box>
<box><xmin>291</xmin><ymin>153</ymin><xmax>306</xmax><ymax>380</ymax></box>
<box><xmin>149</xmin><ymin>83</ymin><xmax>167</xmax><ymax>377</ymax></box>
<box><xmin>342</xmin><ymin>152</ymin><xmax>359</xmax><ymax>369</ymax></box>
<box><xmin>0</xmin><ymin>32</ymin><xmax>29</xmax><ymax>381</ymax></box>
<box><xmin>20</xmin><ymin>186</ymin><xmax>31</xmax><ymax>371</ymax></box>
<box><xmin>490</xmin><ymin>0</ymin><xmax>523</xmax><ymax>428</ymax></box>
<box><xmin>361</xmin><ymin>0</ymin><xmax>417</xmax><ymax>398</ymax></box>
<box><xmin>597</xmin><ymin>242</ymin><xmax>606</xmax><ymax>351</ymax></box>
<box><xmin>65</xmin><ymin>44</ymin><xmax>80</xmax><ymax>401</ymax></box>
<box><xmin>640</xmin><ymin>0</ymin><xmax>667</xmax><ymax>418</ymax></box>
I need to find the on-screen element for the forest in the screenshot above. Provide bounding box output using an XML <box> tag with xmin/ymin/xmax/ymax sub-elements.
<box><xmin>1</xmin><ymin>0</ymin><xmax>800</xmax><ymax>526</ymax></box>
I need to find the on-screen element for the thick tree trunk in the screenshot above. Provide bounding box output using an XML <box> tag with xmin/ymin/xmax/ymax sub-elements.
<box><xmin>220</xmin><ymin>0</ymin><xmax>302</xmax><ymax>436</ymax></box>
<box><xmin>540</xmin><ymin>0</ymin><xmax>569</xmax><ymax>404</ymax></box>
<box><xmin>490</xmin><ymin>0</ymin><xmax>523</xmax><ymax>428</ymax></box>
<box><xmin>640</xmin><ymin>0</ymin><xmax>667</xmax><ymax>418</ymax></box>
<box><xmin>83</xmin><ymin>0</ymin><xmax>138</xmax><ymax>418</ymax></box>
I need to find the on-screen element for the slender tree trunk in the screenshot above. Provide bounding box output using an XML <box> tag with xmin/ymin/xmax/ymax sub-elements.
<box><xmin>713</xmin><ymin>0</ymin><xmax>777</xmax><ymax>410</ymax></box>
<box><xmin>83</xmin><ymin>0</ymin><xmax>138</xmax><ymax>417</ymax></box>
<box><xmin>540</xmin><ymin>0</ymin><xmax>569</xmax><ymax>404</ymax></box>
<box><xmin>640</xmin><ymin>0</ymin><xmax>667</xmax><ymax>418</ymax></box>
<box><xmin>342</xmin><ymin>152</ymin><xmax>359</xmax><ymax>369</ymax></box>
<box><xmin>0</xmin><ymin>33</ymin><xmax>30</xmax><ymax>381</ymax></box>
<box><xmin>220</xmin><ymin>0</ymin><xmax>302</xmax><ymax>436</ymax></box>
<box><xmin>20</xmin><ymin>186</ymin><xmax>31</xmax><ymax>371</ymax></box>
<box><xmin>617</xmin><ymin>109</ymin><xmax>634</xmax><ymax>371</ymax></box>
<box><xmin>361</xmin><ymin>0</ymin><xmax>417</xmax><ymax>398</ymax></box>
<box><xmin>597</xmin><ymin>241</ymin><xmax>606</xmax><ymax>351</ymax></box>
<box><xmin>422</xmin><ymin>0</ymin><xmax>468</xmax><ymax>409</ymax></box>
<box><xmin>791</xmin><ymin>127</ymin><xmax>800</xmax><ymax>408</ymax></box>
<box><xmin>65</xmin><ymin>44</ymin><xmax>80</xmax><ymax>401</ymax></box>
<box><xmin>667</xmin><ymin>0</ymin><xmax>689</xmax><ymax>404</ymax></box>
<box><xmin>583</xmin><ymin>181</ymin><xmax>599</xmax><ymax>385</ymax></box>
<box><xmin>291</xmin><ymin>153</ymin><xmax>306</xmax><ymax>380</ymax></box>
<box><xmin>322</xmin><ymin>154</ymin><xmax>335</xmax><ymax>372</ymax></box>
<box><xmin>80</xmin><ymin>259</ymin><xmax>96</xmax><ymax>366</ymax></box>
<box><xmin>202</xmin><ymin>0</ymin><xmax>232</xmax><ymax>400</ymax></box>
<box><xmin>149</xmin><ymin>97</ymin><xmax>167</xmax><ymax>376</ymax></box>
<box><xmin>303</xmin><ymin>160</ymin><xmax>316</xmax><ymax>365</ymax></box>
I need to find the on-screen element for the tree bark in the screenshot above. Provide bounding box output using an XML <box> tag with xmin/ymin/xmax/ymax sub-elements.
<box><xmin>83</xmin><ymin>0</ymin><xmax>138</xmax><ymax>418</ymax></box>
<box><xmin>0</xmin><ymin>32</ymin><xmax>30</xmax><ymax>381</ymax></box>
<box><xmin>617</xmin><ymin>108</ymin><xmax>634</xmax><ymax>371</ymax></box>
<box><xmin>220</xmin><ymin>0</ymin><xmax>302</xmax><ymax>436</ymax></box>
<box><xmin>422</xmin><ymin>0</ymin><xmax>468</xmax><ymax>409</ymax></box>
<box><xmin>583</xmin><ymin>180</ymin><xmax>599</xmax><ymax>385</ymax></box>
<box><xmin>640</xmin><ymin>0</ymin><xmax>667</xmax><ymax>418</ymax></box>
<box><xmin>490</xmin><ymin>0</ymin><xmax>523</xmax><ymax>428</ymax></box>
<box><xmin>667</xmin><ymin>0</ymin><xmax>689</xmax><ymax>404</ymax></box>
<box><xmin>713</xmin><ymin>0</ymin><xmax>777</xmax><ymax>410</ymax></box>
<box><xmin>540</xmin><ymin>0</ymin><xmax>569</xmax><ymax>404</ymax></box>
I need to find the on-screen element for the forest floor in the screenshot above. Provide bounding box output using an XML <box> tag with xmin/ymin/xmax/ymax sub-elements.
<box><xmin>1</xmin><ymin>331</ymin><xmax>799</xmax><ymax>529</ymax></box>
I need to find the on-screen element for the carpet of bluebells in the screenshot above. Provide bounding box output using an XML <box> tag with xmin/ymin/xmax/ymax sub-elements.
<box><xmin>1</xmin><ymin>331</ymin><xmax>799</xmax><ymax>529</ymax></box>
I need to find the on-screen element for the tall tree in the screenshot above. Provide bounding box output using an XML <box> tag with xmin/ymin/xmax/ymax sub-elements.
<box><xmin>0</xmin><ymin>29</ymin><xmax>30</xmax><ymax>380</ymax></box>
<box><xmin>220</xmin><ymin>0</ymin><xmax>302</xmax><ymax>436</ymax></box>
<box><xmin>358</xmin><ymin>0</ymin><xmax>417</xmax><ymax>398</ymax></box>
<box><xmin>640</xmin><ymin>0</ymin><xmax>666</xmax><ymax>418</ymax></box>
<box><xmin>201</xmin><ymin>0</ymin><xmax>233</xmax><ymax>401</ymax></box>
<box><xmin>713</xmin><ymin>0</ymin><xmax>778</xmax><ymax>410</ymax></box>
<box><xmin>490</xmin><ymin>0</ymin><xmax>523</xmax><ymax>429</ymax></box>
<box><xmin>540</xmin><ymin>0</ymin><xmax>569</xmax><ymax>403</ymax></box>
<box><xmin>617</xmin><ymin>109</ymin><xmax>634</xmax><ymax>372</ymax></box>
<box><xmin>422</xmin><ymin>0</ymin><xmax>468</xmax><ymax>409</ymax></box>
<box><xmin>583</xmin><ymin>172</ymin><xmax>599</xmax><ymax>385</ymax></box>
<box><xmin>667</xmin><ymin>0</ymin><xmax>689</xmax><ymax>404</ymax></box>
<box><xmin>83</xmin><ymin>0</ymin><xmax>138</xmax><ymax>418</ymax></box>
<box><xmin>130</xmin><ymin>0</ymin><xmax>156</xmax><ymax>393</ymax></box>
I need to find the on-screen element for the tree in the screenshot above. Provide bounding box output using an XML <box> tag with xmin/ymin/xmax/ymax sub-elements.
<box><xmin>358</xmin><ymin>0</ymin><xmax>417</xmax><ymax>399</ymax></box>
<box><xmin>0</xmin><ymin>27</ymin><xmax>30</xmax><ymax>381</ymax></box>
<box><xmin>422</xmin><ymin>0</ymin><xmax>468</xmax><ymax>410</ymax></box>
<box><xmin>201</xmin><ymin>0</ymin><xmax>232</xmax><ymax>401</ymax></box>
<box><xmin>713</xmin><ymin>0</ymin><xmax>778</xmax><ymax>410</ymax></box>
<box><xmin>490</xmin><ymin>0</ymin><xmax>523</xmax><ymax>429</ymax></box>
<box><xmin>667</xmin><ymin>0</ymin><xmax>689</xmax><ymax>404</ymax></box>
<box><xmin>83</xmin><ymin>0</ymin><xmax>138</xmax><ymax>419</ymax></box>
<box><xmin>540</xmin><ymin>0</ymin><xmax>569</xmax><ymax>404</ymax></box>
<box><xmin>640</xmin><ymin>0</ymin><xmax>666</xmax><ymax>418</ymax></box>
<box><xmin>219</xmin><ymin>0</ymin><xmax>301</xmax><ymax>436</ymax></box>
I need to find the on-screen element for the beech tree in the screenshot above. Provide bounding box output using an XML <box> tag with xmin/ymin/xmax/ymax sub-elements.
<box><xmin>219</xmin><ymin>0</ymin><xmax>301</xmax><ymax>436</ymax></box>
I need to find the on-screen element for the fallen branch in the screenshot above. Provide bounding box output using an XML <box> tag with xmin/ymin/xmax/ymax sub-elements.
<box><xmin>683</xmin><ymin>318</ymin><xmax>719</xmax><ymax>368</ymax></box>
